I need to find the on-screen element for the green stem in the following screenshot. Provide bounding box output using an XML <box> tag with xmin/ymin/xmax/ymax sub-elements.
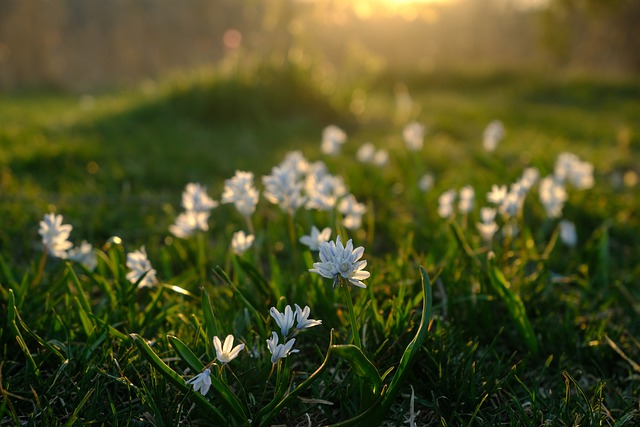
<box><xmin>341</xmin><ymin>279</ymin><xmax>362</xmax><ymax>348</ymax></box>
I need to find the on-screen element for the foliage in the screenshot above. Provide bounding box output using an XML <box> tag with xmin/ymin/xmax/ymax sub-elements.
<box><xmin>1</xmin><ymin>65</ymin><xmax>639</xmax><ymax>425</ymax></box>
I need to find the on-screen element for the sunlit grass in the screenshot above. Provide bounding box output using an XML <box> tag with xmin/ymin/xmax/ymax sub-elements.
<box><xmin>1</xmin><ymin>64</ymin><xmax>639</xmax><ymax>425</ymax></box>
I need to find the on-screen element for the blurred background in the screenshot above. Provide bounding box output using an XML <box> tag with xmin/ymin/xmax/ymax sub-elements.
<box><xmin>1</xmin><ymin>0</ymin><xmax>639</xmax><ymax>92</ymax></box>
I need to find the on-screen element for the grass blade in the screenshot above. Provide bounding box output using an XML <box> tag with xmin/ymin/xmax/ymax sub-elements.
<box><xmin>130</xmin><ymin>333</ymin><xmax>228</xmax><ymax>424</ymax></box>
<box><xmin>488</xmin><ymin>265</ymin><xmax>539</xmax><ymax>354</ymax></box>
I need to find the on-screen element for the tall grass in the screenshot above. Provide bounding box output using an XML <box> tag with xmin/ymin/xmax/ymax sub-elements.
<box><xmin>1</xmin><ymin>64</ymin><xmax>639</xmax><ymax>425</ymax></box>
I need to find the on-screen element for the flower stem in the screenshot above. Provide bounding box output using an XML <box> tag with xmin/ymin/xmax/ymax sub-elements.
<box><xmin>341</xmin><ymin>279</ymin><xmax>362</xmax><ymax>348</ymax></box>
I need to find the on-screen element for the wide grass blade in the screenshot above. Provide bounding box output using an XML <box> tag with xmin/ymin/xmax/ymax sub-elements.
<box><xmin>330</xmin><ymin>344</ymin><xmax>382</xmax><ymax>394</ymax></box>
<box><xmin>488</xmin><ymin>266</ymin><xmax>539</xmax><ymax>354</ymax></box>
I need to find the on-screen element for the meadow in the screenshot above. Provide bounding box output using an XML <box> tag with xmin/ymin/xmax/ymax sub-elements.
<box><xmin>1</xmin><ymin>63</ymin><xmax>639</xmax><ymax>425</ymax></box>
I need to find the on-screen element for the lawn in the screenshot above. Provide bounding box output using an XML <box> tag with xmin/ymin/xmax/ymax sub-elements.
<box><xmin>1</xmin><ymin>64</ymin><xmax>639</xmax><ymax>425</ymax></box>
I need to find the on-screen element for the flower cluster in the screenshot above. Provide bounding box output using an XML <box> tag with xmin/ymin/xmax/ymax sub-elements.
<box><xmin>321</xmin><ymin>125</ymin><xmax>347</xmax><ymax>156</ymax></box>
<box><xmin>126</xmin><ymin>246</ymin><xmax>158</xmax><ymax>288</ymax></box>
<box><xmin>170</xmin><ymin>183</ymin><xmax>218</xmax><ymax>239</ymax></box>
<box><xmin>267</xmin><ymin>304</ymin><xmax>321</xmax><ymax>364</ymax></box>
<box><xmin>310</xmin><ymin>236</ymin><xmax>370</xmax><ymax>288</ymax></box>
<box><xmin>403</xmin><ymin>121</ymin><xmax>426</xmax><ymax>151</ymax></box>
<box><xmin>38</xmin><ymin>212</ymin><xmax>97</xmax><ymax>270</ymax></box>
<box><xmin>356</xmin><ymin>142</ymin><xmax>389</xmax><ymax>167</ymax></box>
<box><xmin>222</xmin><ymin>171</ymin><xmax>260</xmax><ymax>219</ymax></box>
<box><xmin>185</xmin><ymin>333</ymin><xmax>245</xmax><ymax>396</ymax></box>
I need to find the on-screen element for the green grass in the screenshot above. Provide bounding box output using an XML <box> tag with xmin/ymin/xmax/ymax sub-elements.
<box><xmin>1</xmin><ymin>63</ymin><xmax>640</xmax><ymax>425</ymax></box>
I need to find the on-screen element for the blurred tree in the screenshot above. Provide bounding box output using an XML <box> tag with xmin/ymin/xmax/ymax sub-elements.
<box><xmin>540</xmin><ymin>0</ymin><xmax>640</xmax><ymax>72</ymax></box>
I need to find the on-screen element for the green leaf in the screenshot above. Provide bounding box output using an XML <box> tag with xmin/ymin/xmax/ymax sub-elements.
<box><xmin>168</xmin><ymin>335</ymin><xmax>205</xmax><ymax>373</ymax></box>
<box><xmin>130</xmin><ymin>333</ymin><xmax>230</xmax><ymax>425</ymax></box>
<box><xmin>330</xmin><ymin>344</ymin><xmax>381</xmax><ymax>394</ymax></box>
<box><xmin>488</xmin><ymin>266</ymin><xmax>539</xmax><ymax>354</ymax></box>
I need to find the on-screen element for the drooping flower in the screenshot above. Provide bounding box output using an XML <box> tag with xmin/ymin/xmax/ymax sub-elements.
<box><xmin>554</xmin><ymin>152</ymin><xmax>594</xmax><ymax>190</ymax></box>
<box><xmin>486</xmin><ymin>184</ymin><xmax>508</xmax><ymax>205</ymax></box>
<box><xmin>181</xmin><ymin>182</ymin><xmax>218</xmax><ymax>213</ymax></box>
<box><xmin>185</xmin><ymin>368</ymin><xmax>212</xmax><ymax>396</ymax></box>
<box><xmin>262</xmin><ymin>165</ymin><xmax>306</xmax><ymax>213</ymax></box>
<box><xmin>403</xmin><ymin>121</ymin><xmax>425</xmax><ymax>151</ymax></box>
<box><xmin>477</xmin><ymin>207</ymin><xmax>499</xmax><ymax>242</ymax></box>
<box><xmin>266</xmin><ymin>332</ymin><xmax>298</xmax><ymax>364</ymax></box>
<box><xmin>231</xmin><ymin>231</ymin><xmax>254</xmax><ymax>255</ymax></box>
<box><xmin>418</xmin><ymin>173</ymin><xmax>434</xmax><ymax>192</ymax></box>
<box><xmin>539</xmin><ymin>176</ymin><xmax>567</xmax><ymax>219</ymax></box>
<box><xmin>170</xmin><ymin>210</ymin><xmax>210</xmax><ymax>239</ymax></box>
<box><xmin>213</xmin><ymin>335</ymin><xmax>245</xmax><ymax>364</ymax></box>
<box><xmin>305</xmin><ymin>173</ymin><xmax>347</xmax><ymax>212</ymax></box>
<box><xmin>67</xmin><ymin>240</ymin><xmax>97</xmax><ymax>271</ymax></box>
<box><xmin>270</xmin><ymin>306</ymin><xmax>296</xmax><ymax>337</ymax></box>
<box><xmin>299</xmin><ymin>226</ymin><xmax>332</xmax><ymax>251</ymax></box>
<box><xmin>321</xmin><ymin>125</ymin><xmax>347</xmax><ymax>156</ymax></box>
<box><xmin>437</xmin><ymin>189</ymin><xmax>456</xmax><ymax>219</ymax></box>
<box><xmin>372</xmin><ymin>149</ymin><xmax>389</xmax><ymax>167</ymax></box>
<box><xmin>221</xmin><ymin>171</ymin><xmax>260</xmax><ymax>218</ymax></box>
<box><xmin>356</xmin><ymin>142</ymin><xmax>376</xmax><ymax>163</ymax></box>
<box><xmin>126</xmin><ymin>246</ymin><xmax>158</xmax><ymax>288</ymax></box>
<box><xmin>38</xmin><ymin>213</ymin><xmax>73</xmax><ymax>259</ymax></box>
<box><xmin>482</xmin><ymin>120</ymin><xmax>504</xmax><ymax>152</ymax></box>
<box><xmin>559</xmin><ymin>220</ymin><xmax>577</xmax><ymax>247</ymax></box>
<box><xmin>338</xmin><ymin>194</ymin><xmax>367</xmax><ymax>230</ymax></box>
<box><xmin>294</xmin><ymin>304</ymin><xmax>322</xmax><ymax>330</ymax></box>
<box><xmin>458</xmin><ymin>185</ymin><xmax>475</xmax><ymax>214</ymax></box>
<box><xmin>310</xmin><ymin>235</ymin><xmax>370</xmax><ymax>288</ymax></box>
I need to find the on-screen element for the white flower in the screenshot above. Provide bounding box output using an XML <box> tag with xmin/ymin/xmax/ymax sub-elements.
<box><xmin>270</xmin><ymin>306</ymin><xmax>296</xmax><ymax>336</ymax></box>
<box><xmin>170</xmin><ymin>210</ymin><xmax>210</xmax><ymax>239</ymax></box>
<box><xmin>185</xmin><ymin>368</ymin><xmax>212</xmax><ymax>396</ymax></box>
<box><xmin>403</xmin><ymin>121</ymin><xmax>425</xmax><ymax>151</ymax></box>
<box><xmin>477</xmin><ymin>221</ymin><xmax>499</xmax><ymax>242</ymax></box>
<box><xmin>338</xmin><ymin>194</ymin><xmax>366</xmax><ymax>230</ymax></box>
<box><xmin>221</xmin><ymin>171</ymin><xmax>259</xmax><ymax>218</ymax></box>
<box><xmin>294</xmin><ymin>304</ymin><xmax>322</xmax><ymax>330</ymax></box>
<box><xmin>231</xmin><ymin>231</ymin><xmax>254</xmax><ymax>255</ymax></box>
<box><xmin>480</xmin><ymin>207</ymin><xmax>497</xmax><ymax>224</ymax></box>
<box><xmin>356</xmin><ymin>143</ymin><xmax>376</xmax><ymax>163</ymax></box>
<box><xmin>321</xmin><ymin>125</ymin><xmax>347</xmax><ymax>156</ymax></box>
<box><xmin>559</xmin><ymin>220</ymin><xmax>577</xmax><ymax>247</ymax></box>
<box><xmin>305</xmin><ymin>173</ymin><xmax>346</xmax><ymax>212</ymax></box>
<box><xmin>262</xmin><ymin>165</ymin><xmax>306</xmax><ymax>213</ymax></box>
<box><xmin>499</xmin><ymin>190</ymin><xmax>523</xmax><ymax>219</ymax></box>
<box><xmin>554</xmin><ymin>152</ymin><xmax>594</xmax><ymax>190</ymax></box>
<box><xmin>280</xmin><ymin>151</ymin><xmax>310</xmax><ymax>178</ymax></box>
<box><xmin>437</xmin><ymin>189</ymin><xmax>456</xmax><ymax>219</ymax></box>
<box><xmin>213</xmin><ymin>335</ymin><xmax>245</xmax><ymax>364</ymax></box>
<box><xmin>418</xmin><ymin>173</ymin><xmax>434</xmax><ymax>192</ymax></box>
<box><xmin>372</xmin><ymin>149</ymin><xmax>389</xmax><ymax>167</ymax></box>
<box><xmin>519</xmin><ymin>167</ymin><xmax>540</xmax><ymax>191</ymax></box>
<box><xmin>539</xmin><ymin>176</ymin><xmax>567</xmax><ymax>219</ymax></box>
<box><xmin>67</xmin><ymin>240</ymin><xmax>97</xmax><ymax>271</ymax></box>
<box><xmin>310</xmin><ymin>235</ymin><xmax>370</xmax><ymax>288</ymax></box>
<box><xmin>483</xmin><ymin>120</ymin><xmax>504</xmax><ymax>152</ymax></box>
<box><xmin>181</xmin><ymin>183</ymin><xmax>218</xmax><ymax>213</ymax></box>
<box><xmin>487</xmin><ymin>185</ymin><xmax>508</xmax><ymax>205</ymax></box>
<box><xmin>266</xmin><ymin>332</ymin><xmax>298</xmax><ymax>364</ymax></box>
<box><xmin>38</xmin><ymin>213</ymin><xmax>73</xmax><ymax>259</ymax></box>
<box><xmin>126</xmin><ymin>247</ymin><xmax>158</xmax><ymax>288</ymax></box>
<box><xmin>458</xmin><ymin>185</ymin><xmax>475</xmax><ymax>214</ymax></box>
<box><xmin>299</xmin><ymin>226</ymin><xmax>332</xmax><ymax>251</ymax></box>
